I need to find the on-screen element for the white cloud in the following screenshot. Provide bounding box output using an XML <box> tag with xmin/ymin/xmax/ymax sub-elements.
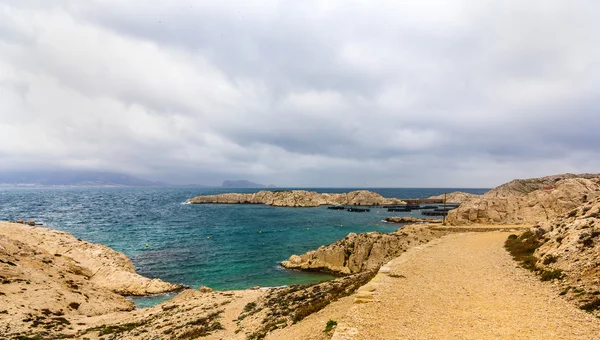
<box><xmin>1</xmin><ymin>0</ymin><xmax>599</xmax><ymax>186</ymax></box>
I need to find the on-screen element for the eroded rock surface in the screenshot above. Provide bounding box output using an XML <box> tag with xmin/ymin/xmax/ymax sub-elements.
<box><xmin>0</xmin><ymin>222</ymin><xmax>184</xmax><ymax>296</ymax></box>
<box><xmin>281</xmin><ymin>225</ymin><xmax>448</xmax><ymax>274</ymax></box>
<box><xmin>446</xmin><ymin>174</ymin><xmax>600</xmax><ymax>225</ymax></box>
<box><xmin>187</xmin><ymin>190</ymin><xmax>405</xmax><ymax>207</ymax></box>
<box><xmin>532</xmin><ymin>198</ymin><xmax>600</xmax><ymax>313</ymax></box>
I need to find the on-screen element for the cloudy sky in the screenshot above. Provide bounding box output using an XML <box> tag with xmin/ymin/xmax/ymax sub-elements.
<box><xmin>1</xmin><ymin>1</ymin><xmax>599</xmax><ymax>187</ymax></box>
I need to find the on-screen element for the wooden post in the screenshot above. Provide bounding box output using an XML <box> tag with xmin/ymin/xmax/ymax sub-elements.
<box><xmin>442</xmin><ymin>192</ymin><xmax>447</xmax><ymax>225</ymax></box>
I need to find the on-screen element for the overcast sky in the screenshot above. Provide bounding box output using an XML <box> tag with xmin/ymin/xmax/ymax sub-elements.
<box><xmin>1</xmin><ymin>1</ymin><xmax>599</xmax><ymax>187</ymax></box>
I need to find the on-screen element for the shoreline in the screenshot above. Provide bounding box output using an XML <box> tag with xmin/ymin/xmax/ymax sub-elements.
<box><xmin>0</xmin><ymin>218</ymin><xmax>451</xmax><ymax>339</ymax></box>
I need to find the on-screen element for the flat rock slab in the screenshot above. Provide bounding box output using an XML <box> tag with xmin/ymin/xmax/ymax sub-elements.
<box><xmin>333</xmin><ymin>231</ymin><xmax>600</xmax><ymax>340</ymax></box>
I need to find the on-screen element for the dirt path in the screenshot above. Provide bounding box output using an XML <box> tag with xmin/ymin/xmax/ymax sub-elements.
<box><xmin>332</xmin><ymin>231</ymin><xmax>600</xmax><ymax>340</ymax></box>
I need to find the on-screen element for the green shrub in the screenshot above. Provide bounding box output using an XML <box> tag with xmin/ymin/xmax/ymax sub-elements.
<box><xmin>543</xmin><ymin>255</ymin><xmax>558</xmax><ymax>265</ymax></box>
<box><xmin>323</xmin><ymin>320</ymin><xmax>337</xmax><ymax>333</ymax></box>
<box><xmin>540</xmin><ymin>269</ymin><xmax>563</xmax><ymax>281</ymax></box>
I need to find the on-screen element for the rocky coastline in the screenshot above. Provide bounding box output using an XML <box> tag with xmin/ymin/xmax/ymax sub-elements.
<box><xmin>0</xmin><ymin>220</ymin><xmax>384</xmax><ymax>339</ymax></box>
<box><xmin>186</xmin><ymin>189</ymin><xmax>405</xmax><ymax>207</ymax></box>
<box><xmin>3</xmin><ymin>172</ymin><xmax>600</xmax><ymax>338</ymax></box>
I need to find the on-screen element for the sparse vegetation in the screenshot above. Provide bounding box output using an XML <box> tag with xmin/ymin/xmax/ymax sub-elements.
<box><xmin>580</xmin><ymin>299</ymin><xmax>600</xmax><ymax>312</ymax></box>
<box><xmin>505</xmin><ymin>231</ymin><xmax>564</xmax><ymax>282</ymax></box>
<box><xmin>244</xmin><ymin>271</ymin><xmax>376</xmax><ymax>340</ymax></box>
<box><xmin>540</xmin><ymin>269</ymin><xmax>564</xmax><ymax>281</ymax></box>
<box><xmin>323</xmin><ymin>319</ymin><xmax>337</xmax><ymax>333</ymax></box>
<box><xmin>243</xmin><ymin>302</ymin><xmax>256</xmax><ymax>312</ymax></box>
<box><xmin>543</xmin><ymin>255</ymin><xmax>558</xmax><ymax>265</ymax></box>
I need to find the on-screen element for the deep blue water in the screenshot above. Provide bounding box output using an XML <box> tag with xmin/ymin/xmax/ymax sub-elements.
<box><xmin>0</xmin><ymin>187</ymin><xmax>487</xmax><ymax>307</ymax></box>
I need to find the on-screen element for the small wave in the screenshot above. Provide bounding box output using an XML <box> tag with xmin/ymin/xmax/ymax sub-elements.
<box><xmin>260</xmin><ymin>285</ymin><xmax>288</xmax><ymax>290</ymax></box>
<box><xmin>181</xmin><ymin>201</ymin><xmax>191</xmax><ymax>205</ymax></box>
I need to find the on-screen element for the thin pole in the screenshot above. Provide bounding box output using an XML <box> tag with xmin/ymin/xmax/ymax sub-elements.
<box><xmin>442</xmin><ymin>192</ymin><xmax>447</xmax><ymax>225</ymax></box>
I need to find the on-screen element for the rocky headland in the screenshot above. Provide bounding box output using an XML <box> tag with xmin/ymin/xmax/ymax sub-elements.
<box><xmin>281</xmin><ymin>225</ymin><xmax>448</xmax><ymax>275</ymax></box>
<box><xmin>0</xmin><ymin>221</ymin><xmax>186</xmax><ymax>337</ymax></box>
<box><xmin>186</xmin><ymin>189</ymin><xmax>405</xmax><ymax>207</ymax></box>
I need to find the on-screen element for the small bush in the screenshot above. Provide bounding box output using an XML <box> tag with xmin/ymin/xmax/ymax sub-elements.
<box><xmin>580</xmin><ymin>299</ymin><xmax>600</xmax><ymax>312</ymax></box>
<box><xmin>505</xmin><ymin>231</ymin><xmax>543</xmax><ymax>270</ymax></box>
<box><xmin>540</xmin><ymin>269</ymin><xmax>564</xmax><ymax>281</ymax></box>
<box><xmin>543</xmin><ymin>255</ymin><xmax>558</xmax><ymax>265</ymax></box>
<box><xmin>568</xmin><ymin>209</ymin><xmax>578</xmax><ymax>218</ymax></box>
<box><xmin>243</xmin><ymin>302</ymin><xmax>257</xmax><ymax>312</ymax></box>
<box><xmin>323</xmin><ymin>320</ymin><xmax>337</xmax><ymax>333</ymax></box>
<box><xmin>556</xmin><ymin>237</ymin><xmax>563</xmax><ymax>244</ymax></box>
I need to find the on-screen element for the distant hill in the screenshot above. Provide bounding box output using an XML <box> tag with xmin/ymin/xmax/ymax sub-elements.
<box><xmin>0</xmin><ymin>170</ymin><xmax>166</xmax><ymax>187</ymax></box>
<box><xmin>221</xmin><ymin>180</ymin><xmax>267</xmax><ymax>188</ymax></box>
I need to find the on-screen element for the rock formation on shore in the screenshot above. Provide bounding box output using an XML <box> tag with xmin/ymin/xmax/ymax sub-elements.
<box><xmin>428</xmin><ymin>191</ymin><xmax>481</xmax><ymax>203</ymax></box>
<box><xmin>0</xmin><ymin>222</ymin><xmax>184</xmax><ymax>296</ymax></box>
<box><xmin>385</xmin><ymin>216</ymin><xmax>442</xmax><ymax>224</ymax></box>
<box><xmin>281</xmin><ymin>225</ymin><xmax>448</xmax><ymax>274</ymax></box>
<box><xmin>187</xmin><ymin>189</ymin><xmax>405</xmax><ymax>207</ymax></box>
<box><xmin>0</xmin><ymin>221</ymin><xmax>186</xmax><ymax>336</ymax></box>
<box><xmin>446</xmin><ymin>174</ymin><xmax>600</xmax><ymax>225</ymax></box>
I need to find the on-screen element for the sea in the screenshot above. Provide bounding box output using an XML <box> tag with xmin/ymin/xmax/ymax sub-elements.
<box><xmin>0</xmin><ymin>187</ymin><xmax>487</xmax><ymax>307</ymax></box>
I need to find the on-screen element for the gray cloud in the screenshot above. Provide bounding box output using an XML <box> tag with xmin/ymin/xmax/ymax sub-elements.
<box><xmin>1</xmin><ymin>0</ymin><xmax>599</xmax><ymax>187</ymax></box>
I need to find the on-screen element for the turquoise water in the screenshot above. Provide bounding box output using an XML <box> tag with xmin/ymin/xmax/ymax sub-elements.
<box><xmin>0</xmin><ymin>187</ymin><xmax>487</xmax><ymax>307</ymax></box>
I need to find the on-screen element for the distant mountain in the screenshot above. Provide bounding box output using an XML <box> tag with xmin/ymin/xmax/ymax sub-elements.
<box><xmin>0</xmin><ymin>170</ymin><xmax>165</xmax><ymax>187</ymax></box>
<box><xmin>221</xmin><ymin>180</ymin><xmax>267</xmax><ymax>188</ymax></box>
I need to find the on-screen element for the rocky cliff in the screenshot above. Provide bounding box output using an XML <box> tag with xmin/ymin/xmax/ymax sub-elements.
<box><xmin>281</xmin><ymin>225</ymin><xmax>447</xmax><ymax>274</ymax></box>
<box><xmin>446</xmin><ymin>174</ymin><xmax>600</xmax><ymax>225</ymax></box>
<box><xmin>187</xmin><ymin>190</ymin><xmax>405</xmax><ymax>207</ymax></box>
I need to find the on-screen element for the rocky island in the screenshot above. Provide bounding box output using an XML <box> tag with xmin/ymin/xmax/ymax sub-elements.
<box><xmin>186</xmin><ymin>189</ymin><xmax>405</xmax><ymax>207</ymax></box>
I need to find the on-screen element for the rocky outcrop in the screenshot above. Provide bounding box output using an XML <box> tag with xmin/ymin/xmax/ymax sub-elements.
<box><xmin>187</xmin><ymin>190</ymin><xmax>405</xmax><ymax>207</ymax></box>
<box><xmin>532</xmin><ymin>198</ymin><xmax>600</xmax><ymax>311</ymax></box>
<box><xmin>485</xmin><ymin>173</ymin><xmax>598</xmax><ymax>198</ymax></box>
<box><xmin>281</xmin><ymin>225</ymin><xmax>447</xmax><ymax>274</ymax></box>
<box><xmin>385</xmin><ymin>216</ymin><xmax>442</xmax><ymax>224</ymax></box>
<box><xmin>428</xmin><ymin>191</ymin><xmax>481</xmax><ymax>203</ymax></box>
<box><xmin>446</xmin><ymin>175</ymin><xmax>600</xmax><ymax>225</ymax></box>
<box><xmin>0</xmin><ymin>222</ymin><xmax>184</xmax><ymax>295</ymax></box>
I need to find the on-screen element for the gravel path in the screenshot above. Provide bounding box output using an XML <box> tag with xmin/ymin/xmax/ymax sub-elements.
<box><xmin>332</xmin><ymin>231</ymin><xmax>600</xmax><ymax>340</ymax></box>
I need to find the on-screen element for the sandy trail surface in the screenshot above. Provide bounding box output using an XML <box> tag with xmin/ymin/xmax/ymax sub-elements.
<box><xmin>332</xmin><ymin>231</ymin><xmax>600</xmax><ymax>340</ymax></box>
